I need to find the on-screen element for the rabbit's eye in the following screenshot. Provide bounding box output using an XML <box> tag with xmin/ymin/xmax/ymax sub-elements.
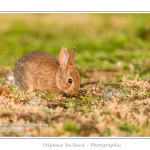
<box><xmin>68</xmin><ymin>78</ymin><xmax>73</xmax><ymax>84</ymax></box>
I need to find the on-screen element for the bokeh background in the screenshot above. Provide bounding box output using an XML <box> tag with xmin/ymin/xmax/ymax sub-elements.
<box><xmin>0</xmin><ymin>14</ymin><xmax>150</xmax><ymax>80</ymax></box>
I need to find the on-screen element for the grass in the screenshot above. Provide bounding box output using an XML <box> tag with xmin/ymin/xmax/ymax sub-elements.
<box><xmin>0</xmin><ymin>14</ymin><xmax>150</xmax><ymax>137</ymax></box>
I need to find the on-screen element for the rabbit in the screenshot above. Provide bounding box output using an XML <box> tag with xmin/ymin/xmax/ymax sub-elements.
<box><xmin>14</xmin><ymin>47</ymin><xmax>81</xmax><ymax>95</ymax></box>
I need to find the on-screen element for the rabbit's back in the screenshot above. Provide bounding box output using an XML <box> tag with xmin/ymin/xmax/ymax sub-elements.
<box><xmin>17</xmin><ymin>50</ymin><xmax>59</xmax><ymax>67</ymax></box>
<box><xmin>14</xmin><ymin>51</ymin><xmax>60</xmax><ymax>92</ymax></box>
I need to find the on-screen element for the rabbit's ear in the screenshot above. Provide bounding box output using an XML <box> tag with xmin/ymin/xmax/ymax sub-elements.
<box><xmin>68</xmin><ymin>47</ymin><xmax>76</xmax><ymax>65</ymax></box>
<box><xmin>59</xmin><ymin>47</ymin><xmax>69</xmax><ymax>67</ymax></box>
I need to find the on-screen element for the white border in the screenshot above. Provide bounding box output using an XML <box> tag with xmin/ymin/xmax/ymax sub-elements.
<box><xmin>0</xmin><ymin>137</ymin><xmax>150</xmax><ymax>150</ymax></box>
<box><xmin>0</xmin><ymin>0</ymin><xmax>150</xmax><ymax>12</ymax></box>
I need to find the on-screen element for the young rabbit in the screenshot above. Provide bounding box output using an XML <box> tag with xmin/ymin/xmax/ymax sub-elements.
<box><xmin>14</xmin><ymin>47</ymin><xmax>81</xmax><ymax>95</ymax></box>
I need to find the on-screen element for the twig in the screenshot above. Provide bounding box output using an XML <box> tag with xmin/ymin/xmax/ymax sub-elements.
<box><xmin>80</xmin><ymin>81</ymin><xmax>99</xmax><ymax>88</ymax></box>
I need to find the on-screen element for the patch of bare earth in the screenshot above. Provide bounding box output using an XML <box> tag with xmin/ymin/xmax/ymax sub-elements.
<box><xmin>85</xmin><ymin>70</ymin><xmax>121</xmax><ymax>82</ymax></box>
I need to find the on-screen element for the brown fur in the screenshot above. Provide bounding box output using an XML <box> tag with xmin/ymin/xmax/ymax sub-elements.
<box><xmin>14</xmin><ymin>47</ymin><xmax>81</xmax><ymax>95</ymax></box>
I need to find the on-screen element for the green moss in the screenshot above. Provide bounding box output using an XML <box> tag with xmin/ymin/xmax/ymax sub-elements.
<box><xmin>119</xmin><ymin>124</ymin><xmax>139</xmax><ymax>133</ymax></box>
<box><xmin>63</xmin><ymin>122</ymin><xmax>80</xmax><ymax>135</ymax></box>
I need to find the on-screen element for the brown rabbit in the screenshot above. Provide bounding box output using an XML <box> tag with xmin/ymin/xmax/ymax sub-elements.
<box><xmin>14</xmin><ymin>47</ymin><xmax>81</xmax><ymax>95</ymax></box>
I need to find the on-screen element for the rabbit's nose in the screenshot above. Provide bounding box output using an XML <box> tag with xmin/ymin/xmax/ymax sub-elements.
<box><xmin>70</xmin><ymin>88</ymin><xmax>79</xmax><ymax>95</ymax></box>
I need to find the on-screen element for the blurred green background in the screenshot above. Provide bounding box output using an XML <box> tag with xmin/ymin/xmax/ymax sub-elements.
<box><xmin>0</xmin><ymin>14</ymin><xmax>150</xmax><ymax>79</ymax></box>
